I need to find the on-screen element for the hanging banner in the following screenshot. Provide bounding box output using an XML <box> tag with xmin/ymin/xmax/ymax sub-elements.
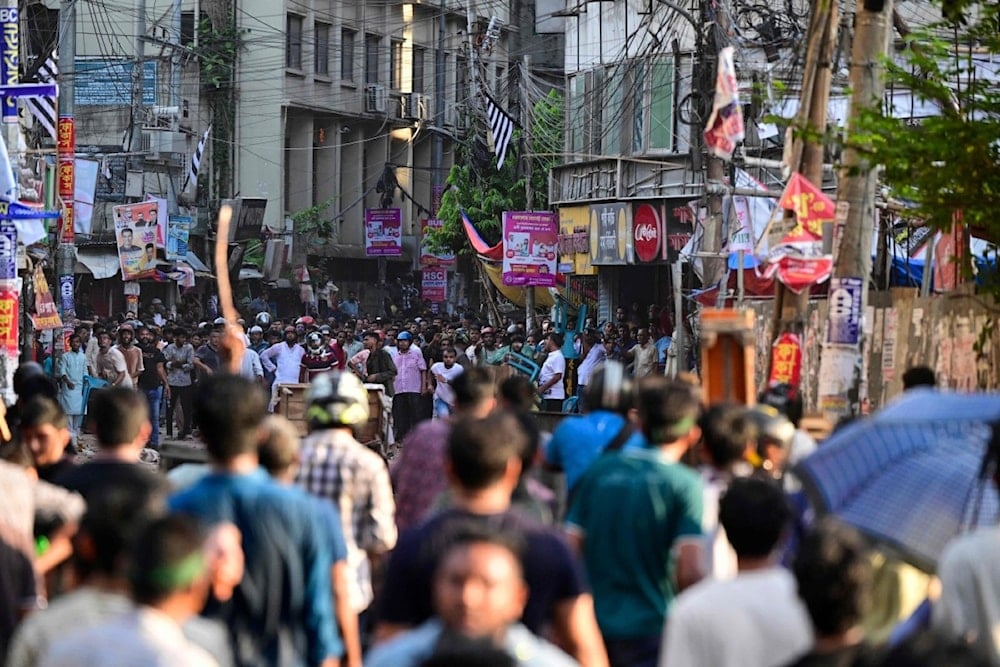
<box><xmin>827</xmin><ymin>277</ymin><xmax>864</xmax><ymax>345</ymax></box>
<box><xmin>704</xmin><ymin>46</ymin><xmax>745</xmax><ymax>160</ymax></box>
<box><xmin>58</xmin><ymin>274</ymin><xmax>75</xmax><ymax>318</ymax></box>
<box><xmin>501</xmin><ymin>210</ymin><xmax>557</xmax><ymax>287</ymax></box>
<box><xmin>933</xmin><ymin>211</ymin><xmax>965</xmax><ymax>293</ymax></box>
<box><xmin>166</xmin><ymin>215</ymin><xmax>191</xmax><ymax>260</ymax></box>
<box><xmin>0</xmin><ymin>286</ymin><xmax>17</xmax><ymax>355</ymax></box>
<box><xmin>57</xmin><ymin>116</ymin><xmax>75</xmax><ymax>242</ymax></box>
<box><xmin>113</xmin><ymin>200</ymin><xmax>160</xmax><ymax>280</ymax></box>
<box><xmin>73</xmin><ymin>158</ymin><xmax>100</xmax><ymax>236</ymax></box>
<box><xmin>729</xmin><ymin>196</ymin><xmax>754</xmax><ymax>252</ymax></box>
<box><xmin>32</xmin><ymin>265</ymin><xmax>62</xmax><ymax>330</ymax></box>
<box><xmin>0</xmin><ymin>8</ymin><xmax>17</xmax><ymax>124</ymax></box>
<box><xmin>145</xmin><ymin>194</ymin><xmax>169</xmax><ymax>247</ymax></box>
<box><xmin>772</xmin><ymin>255</ymin><xmax>834</xmax><ymax>294</ymax></box>
<box><xmin>364</xmin><ymin>208</ymin><xmax>402</xmax><ymax>256</ymax></box>
<box><xmin>768</xmin><ymin>332</ymin><xmax>802</xmax><ymax>390</ymax></box>
<box><xmin>0</xmin><ymin>219</ymin><xmax>14</xmax><ymax>280</ymax></box>
<box><xmin>125</xmin><ymin>293</ymin><xmax>139</xmax><ymax>317</ymax></box>
<box><xmin>631</xmin><ymin>203</ymin><xmax>663</xmax><ymax>263</ymax></box>
<box><xmin>422</xmin><ymin>267</ymin><xmax>447</xmax><ymax>302</ymax></box>
<box><xmin>420</xmin><ymin>218</ymin><xmax>455</xmax><ymax>267</ymax></box>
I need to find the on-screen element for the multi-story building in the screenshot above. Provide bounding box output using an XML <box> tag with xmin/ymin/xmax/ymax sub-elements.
<box><xmin>235</xmin><ymin>0</ymin><xmax>516</xmax><ymax>303</ymax></box>
<box><xmin>22</xmin><ymin>0</ymin><xmax>552</xmax><ymax>317</ymax></box>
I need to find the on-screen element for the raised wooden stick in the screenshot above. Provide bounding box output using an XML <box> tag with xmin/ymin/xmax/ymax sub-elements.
<box><xmin>214</xmin><ymin>205</ymin><xmax>246</xmax><ymax>374</ymax></box>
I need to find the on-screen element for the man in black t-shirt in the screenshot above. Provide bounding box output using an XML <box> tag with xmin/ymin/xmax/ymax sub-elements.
<box><xmin>373</xmin><ymin>411</ymin><xmax>608</xmax><ymax>667</ymax></box>
<box><xmin>136</xmin><ymin>326</ymin><xmax>170</xmax><ymax>449</ymax></box>
<box><xmin>55</xmin><ymin>387</ymin><xmax>167</xmax><ymax>509</ymax></box>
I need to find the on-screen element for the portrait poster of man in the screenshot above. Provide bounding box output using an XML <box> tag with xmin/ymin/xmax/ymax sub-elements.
<box><xmin>114</xmin><ymin>200</ymin><xmax>161</xmax><ymax>280</ymax></box>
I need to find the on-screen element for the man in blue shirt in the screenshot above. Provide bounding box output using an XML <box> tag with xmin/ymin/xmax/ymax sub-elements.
<box><xmin>169</xmin><ymin>374</ymin><xmax>341</xmax><ymax>667</ymax></box>
<box><xmin>545</xmin><ymin>362</ymin><xmax>646</xmax><ymax>495</ymax></box>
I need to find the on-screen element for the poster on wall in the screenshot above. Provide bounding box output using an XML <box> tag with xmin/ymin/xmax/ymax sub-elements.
<box><xmin>32</xmin><ymin>265</ymin><xmax>62</xmax><ymax>330</ymax></box>
<box><xmin>501</xmin><ymin>211</ymin><xmax>557</xmax><ymax>287</ymax></box>
<box><xmin>420</xmin><ymin>218</ymin><xmax>455</xmax><ymax>267</ymax></box>
<box><xmin>826</xmin><ymin>277</ymin><xmax>864</xmax><ymax>346</ymax></box>
<box><xmin>166</xmin><ymin>215</ymin><xmax>191</xmax><ymax>260</ymax></box>
<box><xmin>364</xmin><ymin>208</ymin><xmax>402</xmax><ymax>256</ymax></box>
<box><xmin>589</xmin><ymin>203</ymin><xmax>629</xmax><ymax>265</ymax></box>
<box><xmin>113</xmin><ymin>200</ymin><xmax>160</xmax><ymax>280</ymax></box>
<box><xmin>0</xmin><ymin>286</ymin><xmax>17</xmax><ymax>356</ymax></box>
<box><xmin>422</xmin><ymin>267</ymin><xmax>447</xmax><ymax>302</ymax></box>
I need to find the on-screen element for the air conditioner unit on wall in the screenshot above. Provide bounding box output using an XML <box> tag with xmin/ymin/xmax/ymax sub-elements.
<box><xmin>417</xmin><ymin>95</ymin><xmax>432</xmax><ymax>121</ymax></box>
<box><xmin>402</xmin><ymin>93</ymin><xmax>432</xmax><ymax>121</ymax></box>
<box><xmin>365</xmin><ymin>84</ymin><xmax>387</xmax><ymax>113</ymax></box>
<box><xmin>141</xmin><ymin>128</ymin><xmax>187</xmax><ymax>160</ymax></box>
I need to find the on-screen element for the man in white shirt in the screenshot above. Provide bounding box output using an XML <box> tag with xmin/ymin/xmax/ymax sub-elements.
<box><xmin>660</xmin><ymin>477</ymin><xmax>812</xmax><ymax>667</ymax></box>
<box><xmin>428</xmin><ymin>347</ymin><xmax>464</xmax><ymax>418</ymax></box>
<box><xmin>260</xmin><ymin>326</ymin><xmax>306</xmax><ymax>409</ymax></box>
<box><xmin>575</xmin><ymin>330</ymin><xmax>606</xmax><ymax>412</ymax></box>
<box><xmin>537</xmin><ymin>332</ymin><xmax>566</xmax><ymax>412</ymax></box>
<box><xmin>625</xmin><ymin>328</ymin><xmax>659</xmax><ymax>378</ymax></box>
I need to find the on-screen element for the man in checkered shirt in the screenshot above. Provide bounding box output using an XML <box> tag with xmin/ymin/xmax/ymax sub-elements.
<box><xmin>296</xmin><ymin>371</ymin><xmax>397</xmax><ymax>614</ymax></box>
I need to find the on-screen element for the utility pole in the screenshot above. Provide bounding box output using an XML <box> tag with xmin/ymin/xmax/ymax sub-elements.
<box><xmin>700</xmin><ymin>0</ymin><xmax>729</xmax><ymax>292</ymax></box>
<box><xmin>54</xmin><ymin>0</ymin><xmax>77</xmax><ymax>372</ymax></box>
<box><xmin>431</xmin><ymin>0</ymin><xmax>445</xmax><ymax>223</ymax></box>
<box><xmin>522</xmin><ymin>54</ymin><xmax>535</xmax><ymax>331</ymax></box>
<box><xmin>767</xmin><ymin>0</ymin><xmax>838</xmax><ymax>376</ymax></box>
<box><xmin>816</xmin><ymin>0</ymin><xmax>893</xmax><ymax>422</ymax></box>
<box><xmin>129</xmin><ymin>0</ymin><xmax>146</xmax><ymax>174</ymax></box>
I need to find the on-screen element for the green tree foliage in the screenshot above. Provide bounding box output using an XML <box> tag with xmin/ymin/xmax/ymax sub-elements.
<box><xmin>432</xmin><ymin>90</ymin><xmax>563</xmax><ymax>255</ymax></box>
<box><xmin>851</xmin><ymin>3</ymin><xmax>999</xmax><ymax>243</ymax></box>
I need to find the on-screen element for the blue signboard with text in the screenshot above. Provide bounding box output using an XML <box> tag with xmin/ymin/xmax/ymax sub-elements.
<box><xmin>75</xmin><ymin>60</ymin><xmax>157</xmax><ymax>106</ymax></box>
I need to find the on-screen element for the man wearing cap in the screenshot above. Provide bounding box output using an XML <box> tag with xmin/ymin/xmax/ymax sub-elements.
<box><xmin>248</xmin><ymin>325</ymin><xmax>268</xmax><ymax>354</ymax></box>
<box><xmin>390</xmin><ymin>331</ymin><xmax>428</xmax><ymax>442</ymax></box>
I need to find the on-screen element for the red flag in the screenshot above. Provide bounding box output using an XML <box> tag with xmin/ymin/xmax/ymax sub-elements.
<box><xmin>779</xmin><ymin>173</ymin><xmax>835</xmax><ymax>238</ymax></box>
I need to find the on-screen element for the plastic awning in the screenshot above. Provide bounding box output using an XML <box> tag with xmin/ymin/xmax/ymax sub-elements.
<box><xmin>75</xmin><ymin>248</ymin><xmax>120</xmax><ymax>279</ymax></box>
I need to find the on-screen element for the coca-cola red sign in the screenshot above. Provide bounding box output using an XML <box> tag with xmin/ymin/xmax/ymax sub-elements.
<box><xmin>632</xmin><ymin>204</ymin><xmax>662</xmax><ymax>263</ymax></box>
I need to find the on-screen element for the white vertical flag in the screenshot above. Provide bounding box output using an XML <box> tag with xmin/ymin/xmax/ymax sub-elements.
<box><xmin>184</xmin><ymin>124</ymin><xmax>212</xmax><ymax>192</ymax></box>
<box><xmin>486</xmin><ymin>97</ymin><xmax>515</xmax><ymax>171</ymax></box>
<box><xmin>27</xmin><ymin>52</ymin><xmax>58</xmax><ymax>143</ymax></box>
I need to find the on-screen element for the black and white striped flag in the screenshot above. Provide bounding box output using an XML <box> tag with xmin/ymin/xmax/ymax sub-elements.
<box><xmin>27</xmin><ymin>52</ymin><xmax>58</xmax><ymax>143</ymax></box>
<box><xmin>184</xmin><ymin>124</ymin><xmax>211</xmax><ymax>192</ymax></box>
<box><xmin>486</xmin><ymin>97</ymin><xmax>514</xmax><ymax>171</ymax></box>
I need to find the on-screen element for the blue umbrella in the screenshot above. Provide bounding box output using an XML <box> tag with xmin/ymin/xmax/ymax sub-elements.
<box><xmin>795</xmin><ymin>389</ymin><xmax>1000</xmax><ymax>572</ymax></box>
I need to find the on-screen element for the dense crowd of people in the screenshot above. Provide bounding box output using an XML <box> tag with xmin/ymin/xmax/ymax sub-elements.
<box><xmin>1</xmin><ymin>296</ymin><xmax>997</xmax><ymax>667</ymax></box>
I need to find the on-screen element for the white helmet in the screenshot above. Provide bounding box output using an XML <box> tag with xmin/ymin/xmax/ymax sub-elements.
<box><xmin>255</xmin><ymin>312</ymin><xmax>271</xmax><ymax>328</ymax></box>
<box><xmin>305</xmin><ymin>371</ymin><xmax>370</xmax><ymax>428</ymax></box>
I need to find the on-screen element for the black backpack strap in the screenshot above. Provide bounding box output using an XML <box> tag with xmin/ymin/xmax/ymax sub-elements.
<box><xmin>604</xmin><ymin>421</ymin><xmax>634</xmax><ymax>453</ymax></box>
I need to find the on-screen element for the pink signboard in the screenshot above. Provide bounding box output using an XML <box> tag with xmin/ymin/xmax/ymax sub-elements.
<box><xmin>501</xmin><ymin>211</ymin><xmax>557</xmax><ymax>287</ymax></box>
<box><xmin>365</xmin><ymin>208</ymin><xmax>402</xmax><ymax>257</ymax></box>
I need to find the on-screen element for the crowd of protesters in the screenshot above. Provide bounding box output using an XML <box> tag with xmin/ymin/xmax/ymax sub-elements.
<box><xmin>1</xmin><ymin>290</ymin><xmax>998</xmax><ymax>667</ymax></box>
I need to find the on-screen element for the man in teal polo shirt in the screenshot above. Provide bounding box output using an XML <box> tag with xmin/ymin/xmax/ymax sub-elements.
<box><xmin>565</xmin><ymin>377</ymin><xmax>704</xmax><ymax>667</ymax></box>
